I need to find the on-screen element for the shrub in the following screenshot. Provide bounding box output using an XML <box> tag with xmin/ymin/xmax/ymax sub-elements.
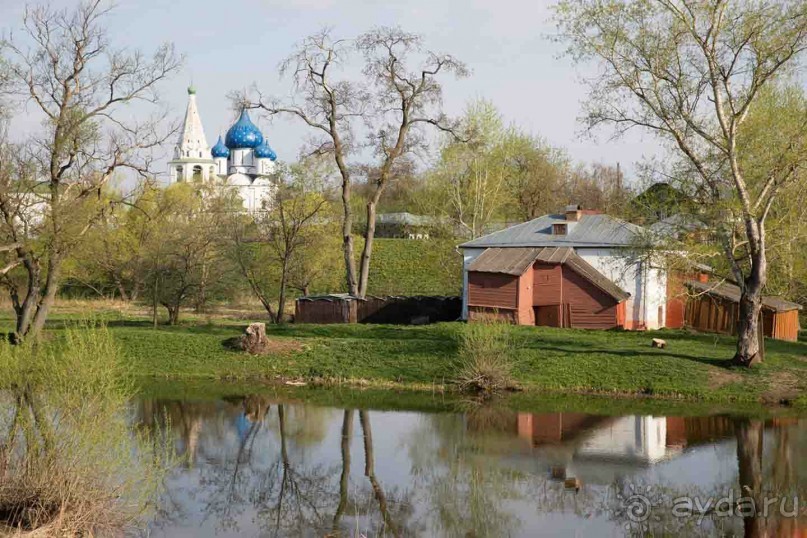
<box><xmin>0</xmin><ymin>324</ymin><xmax>170</xmax><ymax>536</ymax></box>
<box><xmin>454</xmin><ymin>320</ymin><xmax>516</xmax><ymax>393</ymax></box>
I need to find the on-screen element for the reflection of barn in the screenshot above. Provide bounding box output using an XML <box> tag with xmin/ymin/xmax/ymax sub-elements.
<box><xmin>684</xmin><ymin>281</ymin><xmax>802</xmax><ymax>342</ymax></box>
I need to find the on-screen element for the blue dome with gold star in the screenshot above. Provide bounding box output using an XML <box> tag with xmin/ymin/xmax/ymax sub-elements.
<box><xmin>211</xmin><ymin>135</ymin><xmax>230</xmax><ymax>158</ymax></box>
<box><xmin>225</xmin><ymin>109</ymin><xmax>264</xmax><ymax>149</ymax></box>
<box><xmin>254</xmin><ymin>140</ymin><xmax>277</xmax><ymax>161</ymax></box>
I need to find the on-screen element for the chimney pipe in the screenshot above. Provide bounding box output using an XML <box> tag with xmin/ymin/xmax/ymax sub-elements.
<box><xmin>565</xmin><ymin>204</ymin><xmax>582</xmax><ymax>222</ymax></box>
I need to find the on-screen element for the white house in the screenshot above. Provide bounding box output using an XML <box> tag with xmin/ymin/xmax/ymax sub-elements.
<box><xmin>168</xmin><ymin>87</ymin><xmax>277</xmax><ymax>212</ymax></box>
<box><xmin>460</xmin><ymin>205</ymin><xmax>668</xmax><ymax>330</ymax></box>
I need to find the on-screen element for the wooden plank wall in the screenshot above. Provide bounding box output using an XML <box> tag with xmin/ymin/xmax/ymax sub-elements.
<box><xmin>684</xmin><ymin>294</ymin><xmax>801</xmax><ymax>342</ymax></box>
<box><xmin>295</xmin><ymin>298</ymin><xmax>355</xmax><ymax>324</ymax></box>
<box><xmin>468</xmin><ymin>272</ymin><xmax>519</xmax><ymax>309</ymax></box>
<box><xmin>561</xmin><ymin>266</ymin><xmax>620</xmax><ymax>329</ymax></box>
<box><xmin>772</xmin><ymin>310</ymin><xmax>800</xmax><ymax>342</ymax></box>
<box><xmin>533</xmin><ymin>263</ymin><xmax>562</xmax><ymax>306</ymax></box>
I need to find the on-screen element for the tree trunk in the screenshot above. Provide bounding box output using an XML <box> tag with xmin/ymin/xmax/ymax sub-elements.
<box><xmin>734</xmin><ymin>249</ymin><xmax>766</xmax><ymax>367</ymax></box>
<box><xmin>357</xmin><ymin>199</ymin><xmax>378</xmax><ymax>298</ymax></box>
<box><xmin>113</xmin><ymin>273</ymin><xmax>129</xmax><ymax>302</ymax></box>
<box><xmin>152</xmin><ymin>275</ymin><xmax>159</xmax><ymax>328</ymax></box>
<box><xmin>276</xmin><ymin>258</ymin><xmax>289</xmax><ymax>324</ymax></box>
<box><xmin>15</xmin><ymin>258</ymin><xmax>41</xmax><ymax>339</ymax></box>
<box><xmin>25</xmin><ymin>257</ymin><xmax>62</xmax><ymax>341</ymax></box>
<box><xmin>164</xmin><ymin>303</ymin><xmax>180</xmax><ymax>325</ymax></box>
<box><xmin>342</xmin><ymin>186</ymin><xmax>358</xmax><ymax>296</ymax></box>
<box><xmin>196</xmin><ymin>259</ymin><xmax>209</xmax><ymax>313</ymax></box>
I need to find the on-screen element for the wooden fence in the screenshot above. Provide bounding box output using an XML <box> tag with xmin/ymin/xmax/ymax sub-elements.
<box><xmin>295</xmin><ymin>295</ymin><xmax>461</xmax><ymax>325</ymax></box>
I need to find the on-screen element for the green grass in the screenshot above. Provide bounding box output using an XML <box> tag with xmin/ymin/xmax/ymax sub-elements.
<box><xmin>363</xmin><ymin>238</ymin><xmax>461</xmax><ymax>296</ymax></box>
<box><xmin>8</xmin><ymin>311</ymin><xmax>804</xmax><ymax>406</ymax></box>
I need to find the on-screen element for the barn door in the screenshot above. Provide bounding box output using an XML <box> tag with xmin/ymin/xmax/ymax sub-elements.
<box><xmin>535</xmin><ymin>305</ymin><xmax>561</xmax><ymax>327</ymax></box>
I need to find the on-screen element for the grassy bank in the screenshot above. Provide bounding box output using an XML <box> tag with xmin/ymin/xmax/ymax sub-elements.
<box><xmin>364</xmin><ymin>238</ymin><xmax>461</xmax><ymax>296</ymax></box>
<box><xmin>11</xmin><ymin>310</ymin><xmax>803</xmax><ymax>406</ymax></box>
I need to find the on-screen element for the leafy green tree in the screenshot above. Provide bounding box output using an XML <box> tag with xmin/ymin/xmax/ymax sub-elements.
<box><xmin>229</xmin><ymin>160</ymin><xmax>341</xmax><ymax>322</ymax></box>
<box><xmin>141</xmin><ymin>183</ymin><xmax>238</xmax><ymax>325</ymax></box>
<box><xmin>422</xmin><ymin>100</ymin><xmax>514</xmax><ymax>239</ymax></box>
<box><xmin>65</xmin><ymin>183</ymin><xmax>158</xmax><ymax>301</ymax></box>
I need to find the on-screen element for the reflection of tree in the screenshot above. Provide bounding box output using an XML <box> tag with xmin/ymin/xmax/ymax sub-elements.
<box><xmin>136</xmin><ymin>397</ymin><xmax>807</xmax><ymax>537</ymax></box>
<box><xmin>360</xmin><ymin>410</ymin><xmax>400</xmax><ymax>537</ymax></box>
<box><xmin>736</xmin><ymin>418</ymin><xmax>765</xmax><ymax>538</ymax></box>
<box><xmin>332</xmin><ymin>409</ymin><xmax>353</xmax><ymax>533</ymax></box>
<box><xmin>255</xmin><ymin>403</ymin><xmax>334</xmax><ymax>537</ymax></box>
<box><xmin>407</xmin><ymin>408</ymin><xmax>525</xmax><ymax>537</ymax></box>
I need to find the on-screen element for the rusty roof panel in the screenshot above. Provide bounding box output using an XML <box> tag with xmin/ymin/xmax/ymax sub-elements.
<box><xmin>467</xmin><ymin>247</ymin><xmax>543</xmax><ymax>276</ymax></box>
<box><xmin>686</xmin><ymin>281</ymin><xmax>802</xmax><ymax>313</ymax></box>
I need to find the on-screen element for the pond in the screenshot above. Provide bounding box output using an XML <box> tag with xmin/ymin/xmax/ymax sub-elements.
<box><xmin>137</xmin><ymin>390</ymin><xmax>806</xmax><ymax>537</ymax></box>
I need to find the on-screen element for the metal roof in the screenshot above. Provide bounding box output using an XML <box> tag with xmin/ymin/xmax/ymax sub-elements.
<box><xmin>376</xmin><ymin>212</ymin><xmax>436</xmax><ymax>226</ymax></box>
<box><xmin>468</xmin><ymin>246</ymin><xmax>630</xmax><ymax>302</ymax></box>
<box><xmin>686</xmin><ymin>281</ymin><xmax>803</xmax><ymax>313</ymax></box>
<box><xmin>460</xmin><ymin>213</ymin><xmax>646</xmax><ymax>249</ymax></box>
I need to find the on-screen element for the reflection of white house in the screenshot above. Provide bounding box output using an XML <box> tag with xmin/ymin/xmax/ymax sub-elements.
<box><xmin>509</xmin><ymin>413</ymin><xmax>691</xmax><ymax>486</ymax></box>
<box><xmin>573</xmin><ymin>416</ymin><xmax>682</xmax><ymax>464</ymax></box>
<box><xmin>167</xmin><ymin>87</ymin><xmax>277</xmax><ymax>212</ymax></box>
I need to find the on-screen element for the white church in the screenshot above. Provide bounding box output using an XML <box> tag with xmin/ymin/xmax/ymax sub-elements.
<box><xmin>168</xmin><ymin>87</ymin><xmax>277</xmax><ymax>212</ymax></box>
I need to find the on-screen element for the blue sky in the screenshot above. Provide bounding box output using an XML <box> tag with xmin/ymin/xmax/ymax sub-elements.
<box><xmin>2</xmin><ymin>0</ymin><xmax>659</xmax><ymax>183</ymax></box>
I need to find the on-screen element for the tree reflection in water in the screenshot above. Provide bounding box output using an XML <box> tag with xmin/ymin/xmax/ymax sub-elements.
<box><xmin>138</xmin><ymin>395</ymin><xmax>806</xmax><ymax>537</ymax></box>
<box><xmin>139</xmin><ymin>396</ymin><xmax>415</xmax><ymax>536</ymax></box>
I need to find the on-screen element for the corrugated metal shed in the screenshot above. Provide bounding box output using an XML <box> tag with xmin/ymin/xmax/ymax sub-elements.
<box><xmin>686</xmin><ymin>281</ymin><xmax>802</xmax><ymax>313</ymax></box>
<box><xmin>460</xmin><ymin>213</ymin><xmax>645</xmax><ymax>249</ymax></box>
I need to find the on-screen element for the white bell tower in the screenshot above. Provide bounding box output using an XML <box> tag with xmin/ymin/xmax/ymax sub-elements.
<box><xmin>168</xmin><ymin>86</ymin><xmax>215</xmax><ymax>183</ymax></box>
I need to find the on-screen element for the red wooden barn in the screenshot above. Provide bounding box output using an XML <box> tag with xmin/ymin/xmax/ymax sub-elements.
<box><xmin>685</xmin><ymin>280</ymin><xmax>802</xmax><ymax>342</ymax></box>
<box><xmin>466</xmin><ymin>246</ymin><xmax>630</xmax><ymax>329</ymax></box>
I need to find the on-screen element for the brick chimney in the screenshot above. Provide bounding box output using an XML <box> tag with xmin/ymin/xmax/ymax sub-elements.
<box><xmin>565</xmin><ymin>204</ymin><xmax>582</xmax><ymax>222</ymax></box>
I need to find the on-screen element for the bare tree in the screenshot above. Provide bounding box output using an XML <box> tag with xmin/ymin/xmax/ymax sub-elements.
<box><xmin>0</xmin><ymin>0</ymin><xmax>180</xmax><ymax>340</ymax></box>
<box><xmin>250</xmin><ymin>27</ymin><xmax>467</xmax><ymax>297</ymax></box>
<box><xmin>555</xmin><ymin>0</ymin><xmax>807</xmax><ymax>366</ymax></box>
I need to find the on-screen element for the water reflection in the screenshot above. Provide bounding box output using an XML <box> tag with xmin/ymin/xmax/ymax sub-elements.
<box><xmin>137</xmin><ymin>395</ymin><xmax>806</xmax><ymax>537</ymax></box>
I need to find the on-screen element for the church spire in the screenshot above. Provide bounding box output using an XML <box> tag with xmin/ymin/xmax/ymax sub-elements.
<box><xmin>174</xmin><ymin>86</ymin><xmax>209</xmax><ymax>159</ymax></box>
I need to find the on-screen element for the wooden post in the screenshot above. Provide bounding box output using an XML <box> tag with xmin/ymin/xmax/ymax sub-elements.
<box><xmin>757</xmin><ymin>312</ymin><xmax>765</xmax><ymax>363</ymax></box>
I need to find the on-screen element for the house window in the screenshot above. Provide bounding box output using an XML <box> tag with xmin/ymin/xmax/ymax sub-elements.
<box><xmin>553</xmin><ymin>223</ymin><xmax>567</xmax><ymax>235</ymax></box>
